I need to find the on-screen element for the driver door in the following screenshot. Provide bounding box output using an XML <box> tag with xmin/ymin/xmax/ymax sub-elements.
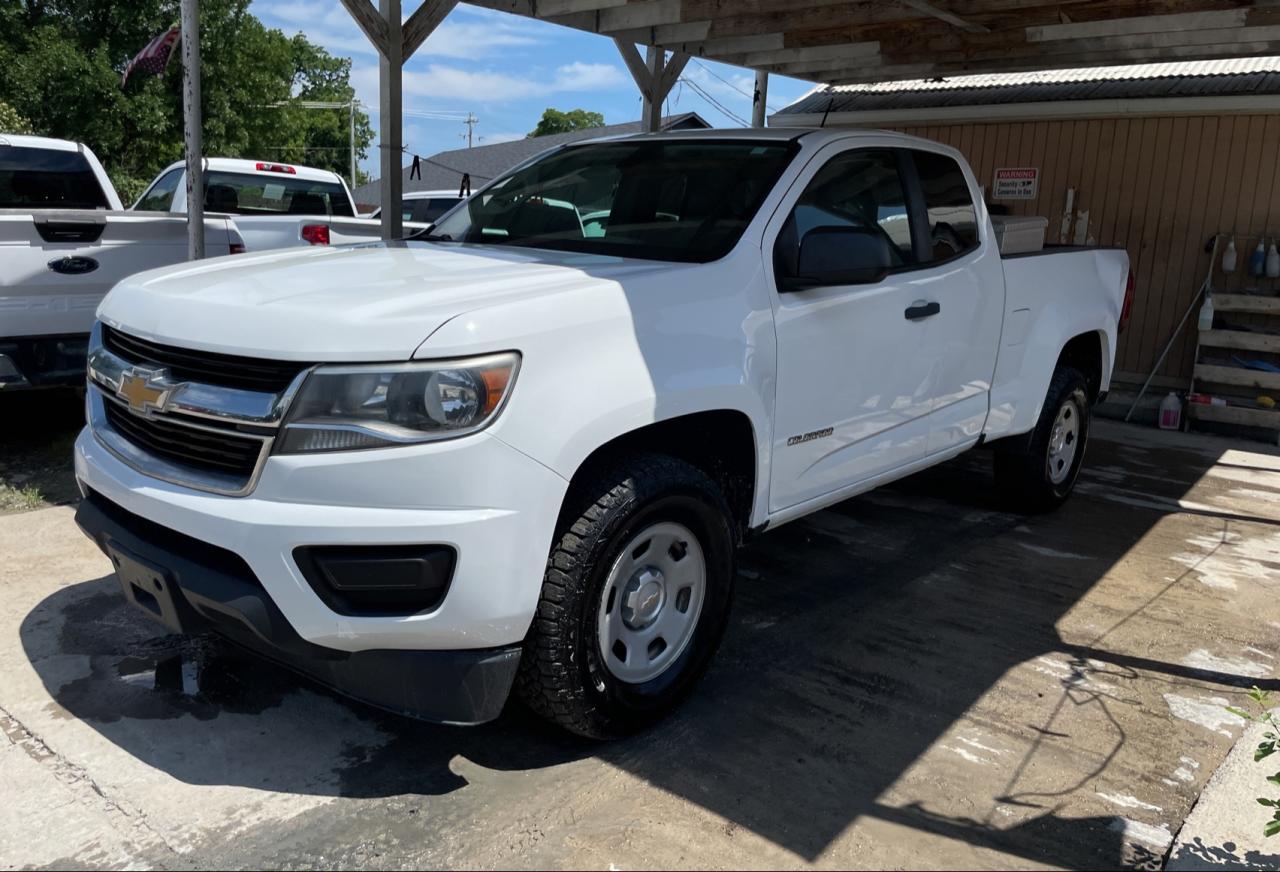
<box><xmin>767</xmin><ymin>146</ymin><xmax>936</xmax><ymax>512</ymax></box>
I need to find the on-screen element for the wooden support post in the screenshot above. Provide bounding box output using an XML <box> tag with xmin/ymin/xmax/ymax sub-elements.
<box><xmin>614</xmin><ymin>39</ymin><xmax>689</xmax><ymax>133</ymax></box>
<box><xmin>752</xmin><ymin>70</ymin><xmax>768</xmax><ymax>127</ymax></box>
<box><xmin>379</xmin><ymin>0</ymin><xmax>403</xmax><ymax>240</ymax></box>
<box><xmin>180</xmin><ymin>0</ymin><xmax>204</xmax><ymax>260</ymax></box>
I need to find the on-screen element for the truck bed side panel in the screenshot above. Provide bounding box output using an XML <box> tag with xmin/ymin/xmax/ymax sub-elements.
<box><xmin>985</xmin><ymin>247</ymin><xmax>1129</xmax><ymax>439</ymax></box>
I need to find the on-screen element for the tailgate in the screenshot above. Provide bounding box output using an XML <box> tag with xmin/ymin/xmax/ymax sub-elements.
<box><xmin>0</xmin><ymin>210</ymin><xmax>234</xmax><ymax>339</ymax></box>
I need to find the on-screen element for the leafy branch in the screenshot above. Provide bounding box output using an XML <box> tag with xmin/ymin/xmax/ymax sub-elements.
<box><xmin>1228</xmin><ymin>687</ymin><xmax>1280</xmax><ymax>838</ymax></box>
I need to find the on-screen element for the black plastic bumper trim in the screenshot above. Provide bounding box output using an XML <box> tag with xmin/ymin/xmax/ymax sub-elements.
<box><xmin>74</xmin><ymin>489</ymin><xmax>521</xmax><ymax>725</ymax></box>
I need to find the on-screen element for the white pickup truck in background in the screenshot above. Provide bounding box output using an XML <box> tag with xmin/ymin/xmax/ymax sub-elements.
<box><xmin>133</xmin><ymin>158</ymin><xmax>427</xmax><ymax>250</ymax></box>
<box><xmin>0</xmin><ymin>135</ymin><xmax>242</xmax><ymax>389</ymax></box>
<box><xmin>74</xmin><ymin>129</ymin><xmax>1133</xmax><ymax>738</ymax></box>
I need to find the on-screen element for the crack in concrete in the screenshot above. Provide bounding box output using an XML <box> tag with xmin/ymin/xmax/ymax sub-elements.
<box><xmin>1</xmin><ymin>703</ymin><xmax>183</xmax><ymax>860</ymax></box>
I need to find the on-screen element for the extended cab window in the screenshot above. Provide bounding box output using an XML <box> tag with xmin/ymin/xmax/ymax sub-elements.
<box><xmin>774</xmin><ymin>148</ymin><xmax>914</xmax><ymax>289</ymax></box>
<box><xmin>0</xmin><ymin>147</ymin><xmax>109</xmax><ymax>209</ymax></box>
<box><xmin>912</xmin><ymin>150</ymin><xmax>979</xmax><ymax>262</ymax></box>
<box><xmin>134</xmin><ymin>168</ymin><xmax>182</xmax><ymax>211</ymax></box>
<box><xmin>202</xmin><ymin>171</ymin><xmax>355</xmax><ymax>217</ymax></box>
<box><xmin>430</xmin><ymin>140</ymin><xmax>797</xmax><ymax>263</ymax></box>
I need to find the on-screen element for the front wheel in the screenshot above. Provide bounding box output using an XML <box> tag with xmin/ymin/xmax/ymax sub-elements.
<box><xmin>516</xmin><ymin>454</ymin><xmax>735</xmax><ymax>739</ymax></box>
<box><xmin>994</xmin><ymin>366</ymin><xmax>1091</xmax><ymax>512</ymax></box>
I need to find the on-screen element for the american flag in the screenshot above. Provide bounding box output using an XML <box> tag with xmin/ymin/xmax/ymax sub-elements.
<box><xmin>121</xmin><ymin>25</ymin><xmax>181</xmax><ymax>88</ymax></box>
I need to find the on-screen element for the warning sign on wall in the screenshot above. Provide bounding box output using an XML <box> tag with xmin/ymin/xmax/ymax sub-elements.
<box><xmin>993</xmin><ymin>167</ymin><xmax>1039</xmax><ymax>200</ymax></box>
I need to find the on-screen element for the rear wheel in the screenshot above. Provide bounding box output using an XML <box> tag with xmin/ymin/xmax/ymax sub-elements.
<box><xmin>994</xmin><ymin>366</ymin><xmax>1091</xmax><ymax>512</ymax></box>
<box><xmin>516</xmin><ymin>454</ymin><xmax>735</xmax><ymax>739</ymax></box>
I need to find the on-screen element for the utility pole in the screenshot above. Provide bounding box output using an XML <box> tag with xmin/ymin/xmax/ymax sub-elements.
<box><xmin>180</xmin><ymin>0</ymin><xmax>204</xmax><ymax>260</ymax></box>
<box><xmin>463</xmin><ymin>112</ymin><xmax>478</xmax><ymax>148</ymax></box>
<box><xmin>350</xmin><ymin>100</ymin><xmax>357</xmax><ymax>189</ymax></box>
<box><xmin>752</xmin><ymin>70</ymin><xmax>769</xmax><ymax>128</ymax></box>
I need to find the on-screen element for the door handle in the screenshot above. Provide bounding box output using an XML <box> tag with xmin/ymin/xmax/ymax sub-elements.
<box><xmin>904</xmin><ymin>301</ymin><xmax>941</xmax><ymax>321</ymax></box>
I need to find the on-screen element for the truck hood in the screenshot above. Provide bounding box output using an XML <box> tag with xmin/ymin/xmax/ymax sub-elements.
<box><xmin>98</xmin><ymin>241</ymin><xmax>673</xmax><ymax>361</ymax></box>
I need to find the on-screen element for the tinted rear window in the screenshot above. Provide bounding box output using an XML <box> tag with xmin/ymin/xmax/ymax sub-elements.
<box><xmin>912</xmin><ymin>150</ymin><xmax>979</xmax><ymax>261</ymax></box>
<box><xmin>203</xmin><ymin>171</ymin><xmax>354</xmax><ymax>217</ymax></box>
<box><xmin>0</xmin><ymin>147</ymin><xmax>110</xmax><ymax>209</ymax></box>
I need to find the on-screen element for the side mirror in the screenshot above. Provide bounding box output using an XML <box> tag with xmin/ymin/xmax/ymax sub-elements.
<box><xmin>783</xmin><ymin>225</ymin><xmax>894</xmax><ymax>292</ymax></box>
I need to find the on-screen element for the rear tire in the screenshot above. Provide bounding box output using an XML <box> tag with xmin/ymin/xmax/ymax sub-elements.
<box><xmin>516</xmin><ymin>453</ymin><xmax>735</xmax><ymax>739</ymax></box>
<box><xmin>994</xmin><ymin>366</ymin><xmax>1091</xmax><ymax>512</ymax></box>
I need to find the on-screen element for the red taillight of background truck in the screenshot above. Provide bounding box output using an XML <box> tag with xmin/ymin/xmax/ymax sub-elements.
<box><xmin>301</xmin><ymin>224</ymin><xmax>331</xmax><ymax>246</ymax></box>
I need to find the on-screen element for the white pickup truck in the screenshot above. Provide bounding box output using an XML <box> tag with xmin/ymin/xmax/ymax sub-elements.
<box><xmin>74</xmin><ymin>129</ymin><xmax>1132</xmax><ymax>737</ymax></box>
<box><xmin>133</xmin><ymin>158</ymin><xmax>426</xmax><ymax>250</ymax></box>
<box><xmin>0</xmin><ymin>135</ymin><xmax>242</xmax><ymax>389</ymax></box>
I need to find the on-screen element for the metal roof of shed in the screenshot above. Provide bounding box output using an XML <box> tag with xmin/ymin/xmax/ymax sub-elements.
<box><xmin>774</xmin><ymin>57</ymin><xmax>1280</xmax><ymax>115</ymax></box>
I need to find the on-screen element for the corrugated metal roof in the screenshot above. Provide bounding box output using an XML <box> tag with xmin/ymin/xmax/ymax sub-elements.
<box><xmin>776</xmin><ymin>57</ymin><xmax>1280</xmax><ymax>116</ymax></box>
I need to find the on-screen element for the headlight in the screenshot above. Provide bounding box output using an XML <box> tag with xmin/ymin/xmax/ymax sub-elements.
<box><xmin>277</xmin><ymin>353</ymin><xmax>519</xmax><ymax>453</ymax></box>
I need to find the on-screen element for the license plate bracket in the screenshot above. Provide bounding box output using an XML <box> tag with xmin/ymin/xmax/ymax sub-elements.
<box><xmin>107</xmin><ymin>541</ymin><xmax>184</xmax><ymax>633</ymax></box>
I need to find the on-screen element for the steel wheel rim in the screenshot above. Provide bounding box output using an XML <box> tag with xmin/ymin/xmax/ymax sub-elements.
<box><xmin>1047</xmin><ymin>398</ymin><xmax>1081</xmax><ymax>484</ymax></box>
<box><xmin>596</xmin><ymin>521</ymin><xmax>707</xmax><ymax>684</ymax></box>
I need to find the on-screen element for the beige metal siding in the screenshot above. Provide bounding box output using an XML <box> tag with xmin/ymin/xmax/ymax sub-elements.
<box><xmin>896</xmin><ymin>114</ymin><xmax>1280</xmax><ymax>384</ymax></box>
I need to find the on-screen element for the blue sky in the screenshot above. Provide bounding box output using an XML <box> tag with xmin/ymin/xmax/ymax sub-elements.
<box><xmin>251</xmin><ymin>2</ymin><xmax>818</xmax><ymax>178</ymax></box>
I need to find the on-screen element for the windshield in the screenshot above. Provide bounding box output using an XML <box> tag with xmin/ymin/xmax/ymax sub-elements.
<box><xmin>0</xmin><ymin>147</ymin><xmax>109</xmax><ymax>209</ymax></box>
<box><xmin>430</xmin><ymin>139</ymin><xmax>798</xmax><ymax>263</ymax></box>
<box><xmin>203</xmin><ymin>171</ymin><xmax>354</xmax><ymax>217</ymax></box>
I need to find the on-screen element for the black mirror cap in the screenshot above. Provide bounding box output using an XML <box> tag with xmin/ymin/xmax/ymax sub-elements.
<box><xmin>294</xmin><ymin>544</ymin><xmax>456</xmax><ymax>617</ymax></box>
<box><xmin>780</xmin><ymin>225</ymin><xmax>894</xmax><ymax>292</ymax></box>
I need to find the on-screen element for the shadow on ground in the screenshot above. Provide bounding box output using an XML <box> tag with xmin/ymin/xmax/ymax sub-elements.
<box><xmin>18</xmin><ymin>426</ymin><xmax>1277</xmax><ymax>868</ymax></box>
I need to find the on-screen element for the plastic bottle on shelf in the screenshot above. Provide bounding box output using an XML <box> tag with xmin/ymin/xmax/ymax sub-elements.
<box><xmin>1158</xmin><ymin>392</ymin><xmax>1182</xmax><ymax>430</ymax></box>
<box><xmin>1198</xmin><ymin>291</ymin><xmax>1215</xmax><ymax>331</ymax></box>
<box><xmin>1251</xmin><ymin>240</ymin><xmax>1267</xmax><ymax>277</ymax></box>
<box><xmin>1222</xmin><ymin>238</ymin><xmax>1238</xmax><ymax>273</ymax></box>
<box><xmin>1268</xmin><ymin>241</ymin><xmax>1280</xmax><ymax>278</ymax></box>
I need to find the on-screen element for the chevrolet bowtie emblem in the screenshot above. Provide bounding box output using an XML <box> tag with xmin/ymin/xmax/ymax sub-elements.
<box><xmin>117</xmin><ymin>367</ymin><xmax>174</xmax><ymax>415</ymax></box>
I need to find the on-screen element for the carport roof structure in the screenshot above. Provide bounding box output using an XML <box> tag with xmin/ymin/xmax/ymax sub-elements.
<box><xmin>338</xmin><ymin>0</ymin><xmax>1280</xmax><ymax>240</ymax></box>
<box><xmin>468</xmin><ymin>0</ymin><xmax>1280</xmax><ymax>85</ymax></box>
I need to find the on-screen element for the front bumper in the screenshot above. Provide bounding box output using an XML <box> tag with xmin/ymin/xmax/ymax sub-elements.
<box><xmin>75</xmin><ymin>486</ymin><xmax>523</xmax><ymax>724</ymax></box>
<box><xmin>74</xmin><ymin>420</ymin><xmax>568</xmax><ymax>654</ymax></box>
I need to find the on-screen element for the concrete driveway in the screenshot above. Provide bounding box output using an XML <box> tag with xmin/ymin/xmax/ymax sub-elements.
<box><xmin>2</xmin><ymin>418</ymin><xmax>1277</xmax><ymax>870</ymax></box>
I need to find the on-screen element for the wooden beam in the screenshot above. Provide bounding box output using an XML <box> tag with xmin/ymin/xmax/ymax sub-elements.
<box><xmin>613</xmin><ymin>37</ymin><xmax>655</xmax><ymax>100</ymax></box>
<box><xmin>404</xmin><ymin>0</ymin><xmax>460</xmax><ymax>58</ymax></box>
<box><xmin>657</xmin><ymin>50</ymin><xmax>690</xmax><ymax>97</ymax></box>
<box><xmin>898</xmin><ymin>0</ymin><xmax>989</xmax><ymax>33</ymax></box>
<box><xmin>339</xmin><ymin>0</ymin><xmax>388</xmax><ymax>56</ymax></box>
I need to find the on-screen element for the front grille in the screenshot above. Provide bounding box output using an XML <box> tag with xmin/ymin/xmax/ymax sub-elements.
<box><xmin>103</xmin><ymin>400</ymin><xmax>263</xmax><ymax>479</ymax></box>
<box><xmin>103</xmin><ymin>325</ymin><xmax>306</xmax><ymax>393</ymax></box>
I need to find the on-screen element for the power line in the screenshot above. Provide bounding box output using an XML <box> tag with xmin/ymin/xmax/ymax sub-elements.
<box><xmin>690</xmin><ymin>59</ymin><xmax>781</xmax><ymax>113</ymax></box>
<box><xmin>678</xmin><ymin>78</ymin><xmax>751</xmax><ymax>126</ymax></box>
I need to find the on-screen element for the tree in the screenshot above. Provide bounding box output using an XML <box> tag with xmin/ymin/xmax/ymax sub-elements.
<box><xmin>0</xmin><ymin>100</ymin><xmax>32</xmax><ymax>134</ymax></box>
<box><xmin>0</xmin><ymin>0</ymin><xmax>373</xmax><ymax>197</ymax></box>
<box><xmin>529</xmin><ymin>108</ymin><xmax>605</xmax><ymax>138</ymax></box>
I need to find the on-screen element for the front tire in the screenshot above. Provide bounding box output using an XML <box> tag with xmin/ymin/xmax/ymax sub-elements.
<box><xmin>516</xmin><ymin>453</ymin><xmax>735</xmax><ymax>739</ymax></box>
<box><xmin>994</xmin><ymin>366</ymin><xmax>1091</xmax><ymax>512</ymax></box>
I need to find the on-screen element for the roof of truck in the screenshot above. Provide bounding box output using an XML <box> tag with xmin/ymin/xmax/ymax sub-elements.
<box><xmin>0</xmin><ymin>134</ymin><xmax>84</xmax><ymax>152</ymax></box>
<box><xmin>152</xmin><ymin>157</ymin><xmax>347</xmax><ymax>186</ymax></box>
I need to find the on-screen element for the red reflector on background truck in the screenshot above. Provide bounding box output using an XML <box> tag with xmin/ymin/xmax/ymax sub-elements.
<box><xmin>301</xmin><ymin>224</ymin><xmax>330</xmax><ymax>246</ymax></box>
<box><xmin>1119</xmin><ymin>271</ymin><xmax>1135</xmax><ymax>332</ymax></box>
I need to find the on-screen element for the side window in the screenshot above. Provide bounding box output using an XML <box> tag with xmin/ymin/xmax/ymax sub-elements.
<box><xmin>134</xmin><ymin>168</ymin><xmax>182</xmax><ymax>211</ymax></box>
<box><xmin>774</xmin><ymin>148</ymin><xmax>914</xmax><ymax>289</ymax></box>
<box><xmin>912</xmin><ymin>150</ymin><xmax>979</xmax><ymax>262</ymax></box>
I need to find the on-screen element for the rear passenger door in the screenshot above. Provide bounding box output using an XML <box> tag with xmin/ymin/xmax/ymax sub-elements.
<box><xmin>905</xmin><ymin>149</ymin><xmax>1005</xmax><ymax>456</ymax></box>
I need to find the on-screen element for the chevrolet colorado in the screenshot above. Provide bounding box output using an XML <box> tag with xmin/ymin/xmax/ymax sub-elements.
<box><xmin>74</xmin><ymin>129</ymin><xmax>1133</xmax><ymax>737</ymax></box>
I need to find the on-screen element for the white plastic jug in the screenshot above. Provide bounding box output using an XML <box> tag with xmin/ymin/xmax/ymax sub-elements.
<box><xmin>1159</xmin><ymin>392</ymin><xmax>1182</xmax><ymax>430</ymax></box>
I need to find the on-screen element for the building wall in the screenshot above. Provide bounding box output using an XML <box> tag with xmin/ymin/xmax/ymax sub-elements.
<box><xmin>893</xmin><ymin>114</ymin><xmax>1280</xmax><ymax>385</ymax></box>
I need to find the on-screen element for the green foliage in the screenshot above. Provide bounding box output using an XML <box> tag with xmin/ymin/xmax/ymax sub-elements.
<box><xmin>1231</xmin><ymin>688</ymin><xmax>1280</xmax><ymax>838</ymax></box>
<box><xmin>0</xmin><ymin>99</ymin><xmax>32</xmax><ymax>133</ymax></box>
<box><xmin>0</xmin><ymin>0</ymin><xmax>371</xmax><ymax>194</ymax></box>
<box><xmin>529</xmin><ymin>107</ymin><xmax>605</xmax><ymax>138</ymax></box>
